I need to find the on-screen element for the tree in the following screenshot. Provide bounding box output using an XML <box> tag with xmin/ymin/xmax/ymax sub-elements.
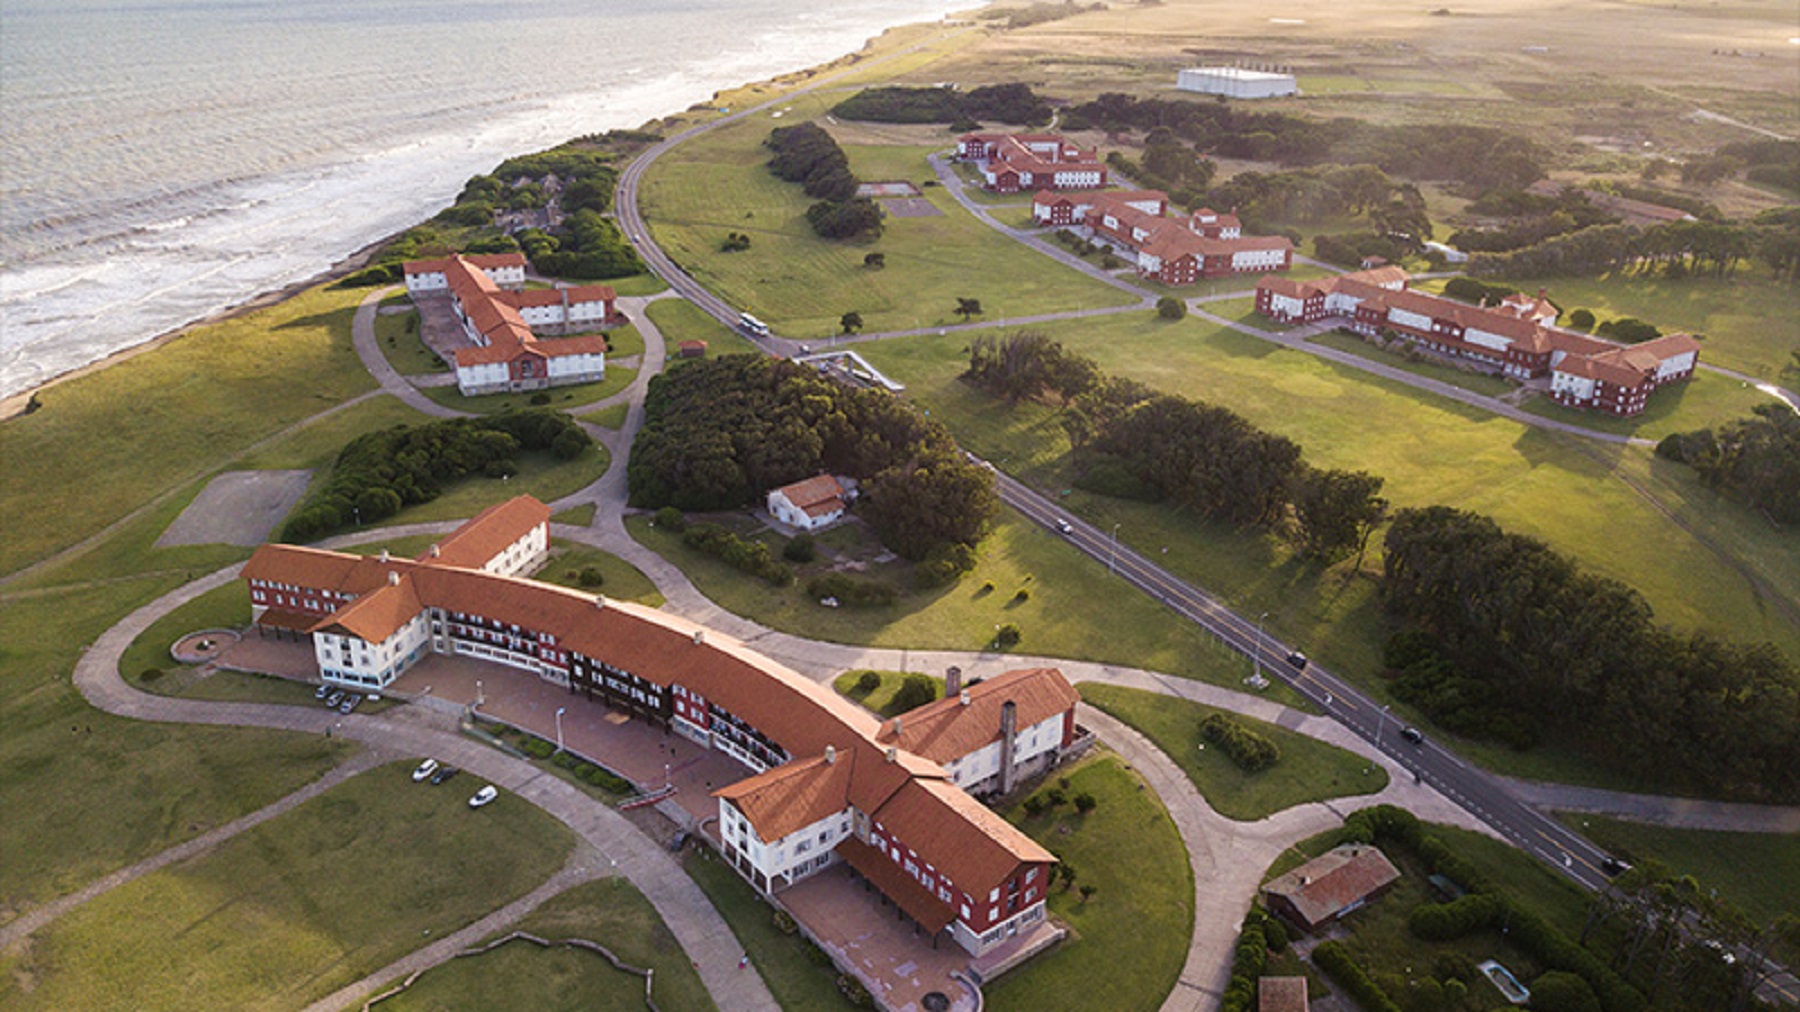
<box><xmin>863</xmin><ymin>252</ymin><xmax>886</xmax><ymax>270</ymax></box>
<box><xmin>1568</xmin><ymin>307</ymin><xmax>1596</xmax><ymax>331</ymax></box>
<box><xmin>1157</xmin><ymin>295</ymin><xmax>1187</xmax><ymax>321</ymax></box>
<box><xmin>890</xmin><ymin>673</ymin><xmax>937</xmax><ymax>712</ymax></box>
<box><xmin>953</xmin><ymin>297</ymin><xmax>983</xmax><ymax>321</ymax></box>
<box><xmin>1079</xmin><ymin>884</ymin><xmax>1097</xmax><ymax>903</ymax></box>
<box><xmin>1289</xmin><ymin>467</ymin><xmax>1389</xmax><ymax>564</ymax></box>
<box><xmin>840</xmin><ymin>311</ymin><xmax>863</xmax><ymax>335</ymax></box>
<box><xmin>1073</xmin><ymin>793</ymin><xmax>1097</xmax><ymax>814</ymax></box>
<box><xmin>994</xmin><ymin>622</ymin><xmax>1022</xmax><ymax>648</ymax></box>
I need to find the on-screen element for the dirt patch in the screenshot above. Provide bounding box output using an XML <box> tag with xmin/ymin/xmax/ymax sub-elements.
<box><xmin>156</xmin><ymin>469</ymin><xmax>313</xmax><ymax>547</ymax></box>
<box><xmin>882</xmin><ymin>197</ymin><xmax>944</xmax><ymax>218</ymax></box>
<box><xmin>857</xmin><ymin>180</ymin><xmax>923</xmax><ymax>197</ymax></box>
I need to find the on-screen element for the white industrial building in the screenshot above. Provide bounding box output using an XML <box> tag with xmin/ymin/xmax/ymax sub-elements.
<box><xmin>1177</xmin><ymin>66</ymin><xmax>1298</xmax><ymax>100</ymax></box>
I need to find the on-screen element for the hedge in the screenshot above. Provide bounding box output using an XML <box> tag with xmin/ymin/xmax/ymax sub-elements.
<box><xmin>1200</xmin><ymin>712</ymin><xmax>1282</xmax><ymax>772</ymax></box>
<box><xmin>682</xmin><ymin>524</ymin><xmax>793</xmax><ymax>585</ymax></box>
<box><xmin>1313</xmin><ymin>941</ymin><xmax>1401</xmax><ymax>1012</ymax></box>
<box><xmin>1220</xmin><ymin>908</ymin><xmax>1273</xmax><ymax>1012</ymax></box>
<box><xmin>805</xmin><ymin>571</ymin><xmax>896</xmax><ymax>607</ymax></box>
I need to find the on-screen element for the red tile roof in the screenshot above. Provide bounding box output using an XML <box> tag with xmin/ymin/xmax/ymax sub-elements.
<box><xmin>875</xmin><ymin>778</ymin><xmax>1055</xmax><ymax>887</ymax></box>
<box><xmin>877</xmin><ymin>668</ymin><xmax>1078</xmax><ymax>764</ymax></box>
<box><xmin>774</xmin><ymin>474</ymin><xmax>845</xmax><ymax>511</ymax></box>
<box><xmin>718</xmin><ymin>751</ymin><xmax>858</xmax><ymax>842</ymax></box>
<box><xmin>312</xmin><ymin>577</ymin><xmax>422</xmax><ymax>642</ymax></box>
<box><xmin>1263</xmin><ymin>844</ymin><xmax>1400</xmax><ymax>926</ymax></box>
<box><xmin>836</xmin><ymin>837</ymin><xmax>957</xmax><ymax>932</ymax></box>
<box><xmin>423</xmin><ymin>495</ymin><xmax>549</xmax><ymax>570</ymax></box>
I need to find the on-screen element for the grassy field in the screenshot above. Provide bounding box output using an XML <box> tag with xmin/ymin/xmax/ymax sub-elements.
<box><xmin>420</xmin><ymin>366</ymin><xmax>636</xmax><ymax>414</ymax></box>
<box><xmin>379</xmin><ymin>878</ymin><xmax>716</xmax><ymax>1012</ymax></box>
<box><xmin>832</xmin><ymin>669</ymin><xmax>933</xmax><ymax>717</ymax></box>
<box><xmin>1514</xmin><ymin>367</ymin><xmax>1783</xmax><ymax>441</ymax></box>
<box><xmin>0</xmin><ymin>763</ymin><xmax>572</xmax><ymax>1011</ymax></box>
<box><xmin>1303</xmin><ymin>330</ymin><xmax>1519</xmax><ymax>399</ymax></box>
<box><xmin>603</xmin><ymin>272</ymin><xmax>670</xmax><ymax>297</ymax></box>
<box><xmin>372</xmin><ymin>306</ymin><xmax>448</xmax><ymax>377</ymax></box>
<box><xmin>551</xmin><ymin>503</ymin><xmax>596</xmax><ymax>526</ymax></box>
<box><xmin>626</xmin><ymin>512</ymin><xmax>1305</xmax><ymax>706</ymax></box>
<box><xmin>985</xmin><ymin>752</ymin><xmax>1192</xmax><ymax>1012</ymax></box>
<box><xmin>0</xmin><ymin>283</ymin><xmax>377</xmax><ymax>575</ymax></box>
<box><xmin>1418</xmin><ymin>270</ymin><xmax>1800</xmax><ymax>382</ymax></box>
<box><xmin>535</xmin><ymin>541</ymin><xmax>666</xmax><ymax>607</ymax></box>
<box><xmin>856</xmin><ymin>311</ymin><xmax>1800</xmax><ymax>666</ymax></box>
<box><xmin>638</xmin><ymin>102</ymin><xmax>1135</xmax><ymax>339</ymax></box>
<box><xmin>643</xmin><ymin>295</ymin><xmax>764</xmax><ymax>359</ymax></box>
<box><xmin>681</xmin><ymin>849</ymin><xmax>853</xmax><ymax>1012</ymax></box>
<box><xmin>1077</xmin><ymin>682</ymin><xmax>1386</xmax><ymax>821</ymax></box>
<box><xmin>1555</xmin><ymin>813</ymin><xmax>1800</xmax><ymax>927</ymax></box>
<box><xmin>369</xmin><ymin>443</ymin><xmax>609</xmax><ymax>530</ymax></box>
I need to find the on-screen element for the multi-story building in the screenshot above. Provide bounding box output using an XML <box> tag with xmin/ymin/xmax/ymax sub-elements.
<box><xmin>402</xmin><ymin>253</ymin><xmax>620</xmax><ymax>396</ymax></box>
<box><xmin>1035</xmin><ymin>190</ymin><xmax>1294</xmax><ymax>283</ymax></box>
<box><xmin>241</xmin><ymin>496</ymin><xmax>1080</xmax><ymax>958</ymax></box>
<box><xmin>957</xmin><ymin>133</ymin><xmax>1107</xmax><ymax>193</ymax></box>
<box><xmin>1253</xmin><ymin>269</ymin><xmax>1699</xmax><ymax>415</ymax></box>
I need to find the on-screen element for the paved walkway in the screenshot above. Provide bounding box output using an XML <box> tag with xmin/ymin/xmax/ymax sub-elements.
<box><xmin>0</xmin><ymin>748</ymin><xmax>395</xmax><ymax>952</ymax></box>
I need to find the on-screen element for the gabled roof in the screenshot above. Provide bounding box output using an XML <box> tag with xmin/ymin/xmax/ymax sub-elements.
<box><xmin>718</xmin><ymin>751</ymin><xmax>857</xmax><ymax>842</ymax></box>
<box><xmin>424</xmin><ymin>495</ymin><xmax>550</xmax><ymax>570</ymax></box>
<box><xmin>500</xmin><ymin>285</ymin><xmax>617</xmax><ymax>309</ymax></box>
<box><xmin>311</xmin><ymin>577</ymin><xmax>423</xmax><ymax>642</ymax></box>
<box><xmin>403</xmin><ymin>252</ymin><xmax>527</xmax><ymax>275</ymax></box>
<box><xmin>877</xmin><ymin>668</ymin><xmax>1078</xmax><ymax>764</ymax></box>
<box><xmin>836</xmin><ymin>838</ymin><xmax>957</xmax><ymax>932</ymax></box>
<box><xmin>874</xmin><ymin>778</ymin><xmax>1056</xmax><ymax>889</ymax></box>
<box><xmin>242</xmin><ymin>544</ymin><xmax>411</xmax><ymax>597</ymax></box>
<box><xmin>1263</xmin><ymin>844</ymin><xmax>1401</xmax><ymax>925</ymax></box>
<box><xmin>773</xmin><ymin>474</ymin><xmax>845</xmax><ymax>510</ymax></box>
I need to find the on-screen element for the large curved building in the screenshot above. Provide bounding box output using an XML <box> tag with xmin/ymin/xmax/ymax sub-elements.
<box><xmin>243</xmin><ymin>497</ymin><xmax>1079</xmax><ymax>955</ymax></box>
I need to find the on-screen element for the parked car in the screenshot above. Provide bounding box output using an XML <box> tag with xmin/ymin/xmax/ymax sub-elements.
<box><xmin>1283</xmin><ymin>651</ymin><xmax>1308</xmax><ymax>671</ymax></box>
<box><xmin>314</xmin><ymin>684</ymin><xmax>331</xmax><ymax>700</ymax></box>
<box><xmin>669</xmin><ymin>830</ymin><xmax>691</xmax><ymax>852</ymax></box>
<box><xmin>338</xmin><ymin>693</ymin><xmax>362</xmax><ymax>714</ymax></box>
<box><xmin>412</xmin><ymin>758</ymin><xmax>440</xmax><ymax>783</ymax></box>
<box><xmin>469</xmin><ymin>785</ymin><xmax>499</xmax><ymax>809</ymax></box>
<box><xmin>1600</xmin><ymin>856</ymin><xmax>1631</xmax><ymax>877</ymax></box>
<box><xmin>429</xmin><ymin>765</ymin><xmax>461</xmax><ymax>786</ymax></box>
<box><xmin>1400</xmin><ymin>726</ymin><xmax>1425</xmax><ymax>745</ymax></box>
<box><xmin>325</xmin><ymin>690</ymin><xmax>346</xmax><ymax>708</ymax></box>
<box><xmin>1056</xmin><ymin>519</ymin><xmax>1074</xmax><ymax>535</ymax></box>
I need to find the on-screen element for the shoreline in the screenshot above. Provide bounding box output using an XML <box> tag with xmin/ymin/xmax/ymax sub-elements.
<box><xmin>0</xmin><ymin>11</ymin><xmax>971</xmax><ymax>423</ymax></box>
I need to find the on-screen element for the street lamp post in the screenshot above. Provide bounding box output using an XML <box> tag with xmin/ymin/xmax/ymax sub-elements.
<box><xmin>1254</xmin><ymin>611</ymin><xmax>1269</xmax><ymax>682</ymax></box>
<box><xmin>475</xmin><ymin>680</ymin><xmax>484</xmax><ymax>708</ymax></box>
<box><xmin>1108</xmin><ymin>523</ymin><xmax>1121</xmax><ymax>576</ymax></box>
<box><xmin>555</xmin><ymin>706</ymin><xmax>566</xmax><ymax>755</ymax></box>
<box><xmin>1367</xmin><ymin>704</ymin><xmax>1391</xmax><ymax>774</ymax></box>
<box><xmin>665</xmin><ymin>763</ymin><xmax>672</xmax><ymax>791</ymax></box>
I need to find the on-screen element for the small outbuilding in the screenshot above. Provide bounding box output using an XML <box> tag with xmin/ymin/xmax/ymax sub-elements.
<box><xmin>1176</xmin><ymin>66</ymin><xmax>1298</xmax><ymax>99</ymax></box>
<box><xmin>1261</xmin><ymin>843</ymin><xmax>1401</xmax><ymax>933</ymax></box>
<box><xmin>767</xmin><ymin>474</ymin><xmax>855</xmax><ymax>531</ymax></box>
<box><xmin>677</xmin><ymin>340</ymin><xmax>708</xmax><ymax>358</ymax></box>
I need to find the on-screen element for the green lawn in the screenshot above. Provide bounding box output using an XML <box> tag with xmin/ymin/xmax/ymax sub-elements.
<box><xmin>1420</xmin><ymin>269</ymin><xmax>1800</xmax><ymax>381</ymax></box>
<box><xmin>420</xmin><ymin>366</ymin><xmax>637</xmax><ymax>415</ymax></box>
<box><xmin>378</xmin><ymin>878</ymin><xmax>716</xmax><ymax>1012</ymax></box>
<box><xmin>627</xmin><ymin>513</ymin><xmax>1305</xmax><ymax>706</ymax></box>
<box><xmin>831</xmin><ymin>669</ymin><xmax>933</xmax><ymax>717</ymax></box>
<box><xmin>643</xmin><ymin>296</ymin><xmax>762</xmax><ymax>358</ymax></box>
<box><xmin>1303</xmin><ymin>329</ymin><xmax>1519</xmax><ymax>399</ymax></box>
<box><xmin>0</xmin><ymin>763</ymin><xmax>572</xmax><ymax>1011</ymax></box>
<box><xmin>1077</xmin><ymin>682</ymin><xmax>1387</xmax><ymax>821</ymax></box>
<box><xmin>370</xmin><ymin>444</ymin><xmax>609</xmax><ymax>530</ymax></box>
<box><xmin>856</xmin><ymin>311</ymin><xmax>1800</xmax><ymax>667</ymax></box>
<box><xmin>638</xmin><ymin>105</ymin><xmax>1135</xmax><ymax>339</ymax></box>
<box><xmin>985</xmin><ymin>752</ymin><xmax>1192</xmax><ymax>1012</ymax></box>
<box><xmin>681</xmin><ymin>849</ymin><xmax>853</xmax><ymax>1012</ymax></box>
<box><xmin>551</xmin><ymin>503</ymin><xmax>597</xmax><ymax>526</ymax></box>
<box><xmin>373</xmin><ymin>306</ymin><xmax>449</xmax><ymax>377</ymax></box>
<box><xmin>535</xmin><ymin>541</ymin><xmax>666</xmax><ymax>607</ymax></box>
<box><xmin>1555</xmin><ymin>813</ymin><xmax>1800</xmax><ymax>927</ymax></box>
<box><xmin>1514</xmin><ymin>368</ymin><xmax>1783</xmax><ymax>441</ymax></box>
<box><xmin>603</xmin><ymin>272</ymin><xmax>670</xmax><ymax>297</ymax></box>
<box><xmin>0</xmin><ymin>283</ymin><xmax>377</xmax><ymax>575</ymax></box>
<box><xmin>580</xmin><ymin>402</ymin><xmax>631</xmax><ymax>429</ymax></box>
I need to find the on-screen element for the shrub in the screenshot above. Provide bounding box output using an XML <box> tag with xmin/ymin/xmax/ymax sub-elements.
<box><xmin>529</xmin><ymin>392</ymin><xmax>552</xmax><ymax>406</ymax></box>
<box><xmin>855</xmin><ymin>670</ymin><xmax>882</xmax><ymax>693</ymax></box>
<box><xmin>783</xmin><ymin>533</ymin><xmax>817</xmax><ymax>562</ymax></box>
<box><xmin>1013</xmin><ymin>587</ymin><xmax>1031</xmax><ymax>602</ymax></box>
<box><xmin>520</xmin><ymin>736</ymin><xmax>555</xmax><ymax>759</ymax></box>
<box><xmin>1199</xmin><ymin>712</ymin><xmax>1282</xmax><ymax>772</ymax></box>
<box><xmin>652</xmin><ymin>505</ymin><xmax>687</xmax><ymax>532</ymax></box>
<box><xmin>1313</xmin><ymin>941</ymin><xmax>1402</xmax><ymax>1012</ymax></box>
<box><xmin>772</xmin><ymin>910</ymin><xmax>798</xmax><ymax>935</ymax></box>
<box><xmin>1073</xmin><ymin>792</ymin><xmax>1097</xmax><ymax>814</ymax></box>
<box><xmin>1157</xmin><ymin>295</ymin><xmax>1187</xmax><ymax>320</ymax></box>
<box><xmin>482</xmin><ymin>459</ymin><xmax>519</xmax><ymax>479</ymax></box>
<box><xmin>683</xmin><ymin>523</ymin><xmax>793</xmax><ymax>585</ymax></box>
<box><xmin>914</xmin><ymin>540</ymin><xmax>977</xmax><ymax>588</ymax></box>
<box><xmin>994</xmin><ymin>622</ymin><xmax>1022</xmax><ymax>648</ymax></box>
<box><xmin>138</xmin><ymin>667</ymin><xmax>164</xmax><ymax>683</ymax></box>
<box><xmin>806</xmin><ymin>571</ymin><xmax>896</xmax><ymax>607</ymax></box>
<box><xmin>576</xmin><ymin>567</ymin><xmax>605</xmax><ymax>588</ymax></box>
<box><xmin>551</xmin><ymin>429</ymin><xmax>589</xmax><ymax>460</ymax></box>
<box><xmin>890</xmin><ymin>673</ymin><xmax>938</xmax><ymax>713</ymax></box>
<box><xmin>1567</xmin><ymin>307</ymin><xmax>1596</xmax><ymax>330</ymax></box>
<box><xmin>1531</xmin><ymin>971</ymin><xmax>1603</xmax><ymax>1012</ymax></box>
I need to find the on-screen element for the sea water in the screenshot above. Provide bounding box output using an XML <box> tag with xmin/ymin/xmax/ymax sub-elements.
<box><xmin>0</xmin><ymin>0</ymin><xmax>966</xmax><ymax>399</ymax></box>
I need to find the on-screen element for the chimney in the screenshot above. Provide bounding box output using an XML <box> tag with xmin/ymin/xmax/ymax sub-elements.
<box><xmin>885</xmin><ymin>746</ymin><xmax>897</xmax><ymax>764</ymax></box>
<box><xmin>387</xmin><ymin>571</ymin><xmax>400</xmax><ymax>586</ymax></box>
<box><xmin>825</xmin><ymin>744</ymin><xmax>837</xmax><ymax>765</ymax></box>
<box><xmin>945</xmin><ymin>666</ymin><xmax>963</xmax><ymax>697</ymax></box>
<box><xmin>429</xmin><ymin>544</ymin><xmax>441</xmax><ymax>558</ymax></box>
<box><xmin>960</xmin><ymin>690</ymin><xmax>972</xmax><ymax>707</ymax></box>
<box><xmin>999</xmin><ymin>700</ymin><xmax>1019</xmax><ymax>795</ymax></box>
<box><xmin>379</xmin><ymin>549</ymin><xmax>389</xmax><ymax>563</ymax></box>
<box><xmin>594</xmin><ymin>595</ymin><xmax>608</xmax><ymax>610</ymax></box>
<box><xmin>692</xmin><ymin>630</ymin><xmax>705</xmax><ymax>646</ymax></box>
<box><xmin>892</xmin><ymin>715</ymin><xmax>903</xmax><ymax>739</ymax></box>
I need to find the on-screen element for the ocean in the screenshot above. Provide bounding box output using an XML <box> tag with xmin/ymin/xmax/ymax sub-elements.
<box><xmin>0</xmin><ymin>0</ymin><xmax>966</xmax><ymax>399</ymax></box>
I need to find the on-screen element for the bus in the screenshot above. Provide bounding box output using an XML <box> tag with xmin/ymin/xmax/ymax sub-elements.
<box><xmin>737</xmin><ymin>312</ymin><xmax>770</xmax><ymax>337</ymax></box>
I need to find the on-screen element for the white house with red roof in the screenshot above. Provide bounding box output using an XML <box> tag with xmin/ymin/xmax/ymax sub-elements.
<box><xmin>402</xmin><ymin>253</ymin><xmax>619</xmax><ymax>396</ymax></box>
<box><xmin>767</xmin><ymin>474</ymin><xmax>855</xmax><ymax>531</ymax></box>
<box><xmin>1253</xmin><ymin>269</ymin><xmax>1699</xmax><ymax>415</ymax></box>
<box><xmin>241</xmin><ymin>496</ymin><xmax>1077</xmax><ymax>960</ymax></box>
<box><xmin>1054</xmin><ymin>190</ymin><xmax>1293</xmax><ymax>284</ymax></box>
<box><xmin>957</xmin><ymin>133</ymin><xmax>1107</xmax><ymax>193</ymax></box>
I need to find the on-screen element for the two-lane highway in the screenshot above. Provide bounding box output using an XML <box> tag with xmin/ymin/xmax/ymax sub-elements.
<box><xmin>991</xmin><ymin>464</ymin><xmax>1623</xmax><ymax>891</ymax></box>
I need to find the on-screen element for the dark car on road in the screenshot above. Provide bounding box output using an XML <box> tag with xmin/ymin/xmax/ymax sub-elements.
<box><xmin>1400</xmin><ymin>726</ymin><xmax>1425</xmax><ymax>745</ymax></box>
<box><xmin>1600</xmin><ymin>856</ymin><xmax>1631</xmax><ymax>877</ymax></box>
<box><xmin>430</xmin><ymin>765</ymin><xmax>461</xmax><ymax>786</ymax></box>
<box><xmin>1284</xmin><ymin>651</ymin><xmax>1307</xmax><ymax>671</ymax></box>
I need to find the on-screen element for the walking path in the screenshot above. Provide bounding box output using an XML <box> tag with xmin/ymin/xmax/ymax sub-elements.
<box><xmin>0</xmin><ymin>748</ymin><xmax>395</xmax><ymax>952</ymax></box>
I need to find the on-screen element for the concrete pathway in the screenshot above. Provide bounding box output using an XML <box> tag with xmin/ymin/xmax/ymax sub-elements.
<box><xmin>0</xmin><ymin>749</ymin><xmax>395</xmax><ymax>952</ymax></box>
<box><xmin>349</xmin><ymin>286</ymin><xmax>466</xmax><ymax>420</ymax></box>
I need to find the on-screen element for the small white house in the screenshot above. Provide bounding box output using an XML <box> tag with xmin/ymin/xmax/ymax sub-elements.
<box><xmin>1176</xmin><ymin>66</ymin><xmax>1297</xmax><ymax>99</ymax></box>
<box><xmin>767</xmin><ymin>474</ymin><xmax>854</xmax><ymax>531</ymax></box>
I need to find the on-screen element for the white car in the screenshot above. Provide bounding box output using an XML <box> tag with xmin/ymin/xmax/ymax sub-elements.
<box><xmin>469</xmin><ymin>785</ymin><xmax>499</xmax><ymax>809</ymax></box>
<box><xmin>1055</xmin><ymin>519</ymin><xmax>1074</xmax><ymax>536</ymax></box>
<box><xmin>412</xmin><ymin>759</ymin><xmax>440</xmax><ymax>783</ymax></box>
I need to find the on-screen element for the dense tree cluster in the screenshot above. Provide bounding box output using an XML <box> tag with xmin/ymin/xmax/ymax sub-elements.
<box><xmin>831</xmin><ymin>83</ymin><xmax>1050</xmax><ymax>126</ymax></box>
<box><xmin>1657</xmin><ymin>403</ymin><xmax>1800</xmax><ymax>524</ymax></box>
<box><xmin>279</xmin><ymin>411</ymin><xmax>592</xmax><ymax>542</ymax></box>
<box><xmin>519</xmin><ymin>209</ymin><xmax>644</xmax><ymax>280</ymax></box>
<box><xmin>1450</xmin><ymin>189</ymin><xmax>1620</xmax><ymax>254</ymax></box>
<box><xmin>1382</xmin><ymin>506</ymin><xmax>1800</xmax><ymax>802</ymax></box>
<box><xmin>1200</xmin><ymin>163</ymin><xmax>1429</xmax><ymax>242</ymax></box>
<box><xmin>765</xmin><ymin>123</ymin><xmax>882</xmax><ymax>241</ymax></box>
<box><xmin>1719</xmin><ymin>138</ymin><xmax>1800</xmax><ymax>192</ymax></box>
<box><xmin>1063</xmin><ymin>93</ymin><xmax>1548</xmax><ymax>190</ymax></box>
<box><xmin>1468</xmin><ymin>212</ymin><xmax>1799</xmax><ymax>280</ymax></box>
<box><xmin>628</xmin><ymin>356</ymin><xmax>997</xmax><ymax>562</ymax></box>
<box><xmin>965</xmin><ymin>333</ymin><xmax>1387</xmax><ymax>559</ymax></box>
